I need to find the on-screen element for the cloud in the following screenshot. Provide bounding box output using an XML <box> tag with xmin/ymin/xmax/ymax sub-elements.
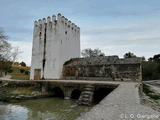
<box><xmin>81</xmin><ymin>22</ymin><xmax>160</xmax><ymax>59</ymax></box>
<box><xmin>1</xmin><ymin>0</ymin><xmax>159</xmax><ymax>64</ymax></box>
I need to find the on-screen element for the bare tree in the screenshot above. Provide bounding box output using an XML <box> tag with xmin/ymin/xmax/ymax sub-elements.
<box><xmin>12</xmin><ymin>47</ymin><xmax>22</xmax><ymax>62</ymax></box>
<box><xmin>0</xmin><ymin>28</ymin><xmax>12</xmax><ymax>76</ymax></box>
<box><xmin>0</xmin><ymin>28</ymin><xmax>12</xmax><ymax>61</ymax></box>
<box><xmin>0</xmin><ymin>28</ymin><xmax>8</xmax><ymax>40</ymax></box>
<box><xmin>0</xmin><ymin>28</ymin><xmax>21</xmax><ymax>62</ymax></box>
<box><xmin>81</xmin><ymin>48</ymin><xmax>105</xmax><ymax>58</ymax></box>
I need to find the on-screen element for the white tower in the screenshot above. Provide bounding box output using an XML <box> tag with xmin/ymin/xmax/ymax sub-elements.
<box><xmin>30</xmin><ymin>13</ymin><xmax>80</xmax><ymax>80</ymax></box>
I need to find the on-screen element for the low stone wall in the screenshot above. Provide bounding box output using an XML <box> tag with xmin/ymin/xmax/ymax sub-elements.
<box><xmin>62</xmin><ymin>56</ymin><xmax>142</xmax><ymax>82</ymax></box>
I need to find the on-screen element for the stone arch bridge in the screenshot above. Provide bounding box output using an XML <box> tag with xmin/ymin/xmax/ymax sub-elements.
<box><xmin>0</xmin><ymin>79</ymin><xmax>119</xmax><ymax>105</ymax></box>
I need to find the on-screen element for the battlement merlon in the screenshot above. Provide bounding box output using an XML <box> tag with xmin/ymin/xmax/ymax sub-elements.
<box><xmin>34</xmin><ymin>13</ymin><xmax>80</xmax><ymax>31</ymax></box>
<box><xmin>42</xmin><ymin>18</ymin><xmax>46</xmax><ymax>24</ymax></box>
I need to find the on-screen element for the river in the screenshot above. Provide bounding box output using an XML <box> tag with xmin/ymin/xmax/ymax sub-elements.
<box><xmin>0</xmin><ymin>98</ymin><xmax>91</xmax><ymax>120</ymax></box>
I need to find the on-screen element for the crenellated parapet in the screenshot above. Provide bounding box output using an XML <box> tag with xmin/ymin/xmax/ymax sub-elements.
<box><xmin>34</xmin><ymin>13</ymin><xmax>80</xmax><ymax>33</ymax></box>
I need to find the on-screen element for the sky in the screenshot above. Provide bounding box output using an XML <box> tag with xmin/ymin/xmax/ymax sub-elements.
<box><xmin>0</xmin><ymin>0</ymin><xmax>160</xmax><ymax>65</ymax></box>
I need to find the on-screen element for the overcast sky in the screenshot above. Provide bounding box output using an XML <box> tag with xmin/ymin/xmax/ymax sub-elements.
<box><xmin>0</xmin><ymin>0</ymin><xmax>160</xmax><ymax>65</ymax></box>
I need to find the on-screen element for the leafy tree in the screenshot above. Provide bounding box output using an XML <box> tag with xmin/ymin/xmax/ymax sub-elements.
<box><xmin>81</xmin><ymin>48</ymin><xmax>105</xmax><ymax>57</ymax></box>
<box><xmin>142</xmin><ymin>53</ymin><xmax>160</xmax><ymax>81</ymax></box>
<box><xmin>20</xmin><ymin>61</ymin><xmax>26</xmax><ymax>67</ymax></box>
<box><xmin>142</xmin><ymin>61</ymin><xmax>160</xmax><ymax>80</ymax></box>
<box><xmin>123</xmin><ymin>52</ymin><xmax>137</xmax><ymax>58</ymax></box>
<box><xmin>148</xmin><ymin>54</ymin><xmax>160</xmax><ymax>63</ymax></box>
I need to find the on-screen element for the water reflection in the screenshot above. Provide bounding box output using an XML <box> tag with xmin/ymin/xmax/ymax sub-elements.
<box><xmin>0</xmin><ymin>104</ymin><xmax>28</xmax><ymax>120</ymax></box>
<box><xmin>0</xmin><ymin>98</ymin><xmax>90</xmax><ymax>120</ymax></box>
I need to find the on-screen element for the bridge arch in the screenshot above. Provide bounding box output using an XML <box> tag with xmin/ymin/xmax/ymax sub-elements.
<box><xmin>93</xmin><ymin>87</ymin><xmax>114</xmax><ymax>104</ymax></box>
<box><xmin>71</xmin><ymin>89</ymin><xmax>81</xmax><ymax>99</ymax></box>
<box><xmin>52</xmin><ymin>87</ymin><xmax>64</xmax><ymax>98</ymax></box>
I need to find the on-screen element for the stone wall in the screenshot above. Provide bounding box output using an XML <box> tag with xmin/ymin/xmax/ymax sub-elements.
<box><xmin>62</xmin><ymin>56</ymin><xmax>142</xmax><ymax>82</ymax></box>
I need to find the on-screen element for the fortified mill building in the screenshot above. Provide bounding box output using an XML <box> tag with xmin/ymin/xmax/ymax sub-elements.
<box><xmin>30</xmin><ymin>13</ymin><xmax>80</xmax><ymax>80</ymax></box>
<box><xmin>30</xmin><ymin>13</ymin><xmax>142</xmax><ymax>82</ymax></box>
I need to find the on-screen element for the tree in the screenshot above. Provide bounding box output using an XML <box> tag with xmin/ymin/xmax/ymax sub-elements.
<box><xmin>0</xmin><ymin>29</ymin><xmax>12</xmax><ymax>61</ymax></box>
<box><xmin>142</xmin><ymin>56</ymin><xmax>146</xmax><ymax>61</ymax></box>
<box><xmin>11</xmin><ymin>47</ymin><xmax>22</xmax><ymax>63</ymax></box>
<box><xmin>148</xmin><ymin>54</ymin><xmax>160</xmax><ymax>63</ymax></box>
<box><xmin>20</xmin><ymin>61</ymin><xmax>26</xmax><ymax>67</ymax></box>
<box><xmin>142</xmin><ymin>54</ymin><xmax>160</xmax><ymax>81</ymax></box>
<box><xmin>0</xmin><ymin>28</ymin><xmax>12</xmax><ymax>76</ymax></box>
<box><xmin>142</xmin><ymin>61</ymin><xmax>160</xmax><ymax>80</ymax></box>
<box><xmin>123</xmin><ymin>52</ymin><xmax>137</xmax><ymax>58</ymax></box>
<box><xmin>0</xmin><ymin>28</ymin><xmax>21</xmax><ymax>62</ymax></box>
<box><xmin>81</xmin><ymin>48</ymin><xmax>105</xmax><ymax>57</ymax></box>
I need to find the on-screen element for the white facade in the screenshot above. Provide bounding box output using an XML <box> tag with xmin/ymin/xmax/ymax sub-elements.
<box><xmin>30</xmin><ymin>13</ymin><xmax>80</xmax><ymax>80</ymax></box>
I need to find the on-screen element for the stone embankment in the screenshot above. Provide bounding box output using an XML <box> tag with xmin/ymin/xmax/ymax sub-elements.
<box><xmin>77</xmin><ymin>82</ymin><xmax>160</xmax><ymax>120</ymax></box>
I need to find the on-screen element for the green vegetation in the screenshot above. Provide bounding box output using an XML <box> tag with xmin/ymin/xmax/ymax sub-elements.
<box><xmin>20</xmin><ymin>68</ymin><xmax>25</xmax><ymax>73</ymax></box>
<box><xmin>143</xmin><ymin>84</ymin><xmax>153</xmax><ymax>94</ymax></box>
<box><xmin>143</xmin><ymin>84</ymin><xmax>160</xmax><ymax>100</ymax></box>
<box><xmin>64</xmin><ymin>59</ymin><xmax>72</xmax><ymax>65</ymax></box>
<box><xmin>10</xmin><ymin>66</ymin><xmax>30</xmax><ymax>80</ymax></box>
<box><xmin>142</xmin><ymin>54</ymin><xmax>160</xmax><ymax>81</ymax></box>
<box><xmin>142</xmin><ymin>61</ymin><xmax>160</xmax><ymax>80</ymax></box>
<box><xmin>20</xmin><ymin>61</ymin><xmax>26</xmax><ymax>67</ymax></box>
<box><xmin>63</xmin><ymin>58</ymin><xmax>79</xmax><ymax>66</ymax></box>
<box><xmin>0</xmin><ymin>60</ymin><xmax>12</xmax><ymax>75</ymax></box>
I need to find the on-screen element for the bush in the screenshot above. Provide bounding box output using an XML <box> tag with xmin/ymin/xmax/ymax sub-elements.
<box><xmin>64</xmin><ymin>59</ymin><xmax>72</xmax><ymax>65</ymax></box>
<box><xmin>0</xmin><ymin>60</ymin><xmax>12</xmax><ymax>73</ymax></box>
<box><xmin>20</xmin><ymin>61</ymin><xmax>26</xmax><ymax>67</ymax></box>
<box><xmin>25</xmin><ymin>70</ymin><xmax>29</xmax><ymax>75</ymax></box>
<box><xmin>20</xmin><ymin>69</ymin><xmax>25</xmax><ymax>73</ymax></box>
<box><xmin>8</xmin><ymin>69</ymin><xmax>13</xmax><ymax>73</ymax></box>
<box><xmin>142</xmin><ymin>61</ymin><xmax>160</xmax><ymax>81</ymax></box>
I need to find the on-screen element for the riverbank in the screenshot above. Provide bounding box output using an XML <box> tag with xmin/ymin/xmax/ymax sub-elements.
<box><xmin>1</xmin><ymin>78</ymin><xmax>159</xmax><ymax>120</ymax></box>
<box><xmin>0</xmin><ymin>80</ymin><xmax>92</xmax><ymax>120</ymax></box>
<box><xmin>0</xmin><ymin>81</ymin><xmax>50</xmax><ymax>102</ymax></box>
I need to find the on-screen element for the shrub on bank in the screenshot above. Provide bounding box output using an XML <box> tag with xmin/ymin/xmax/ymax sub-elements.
<box><xmin>20</xmin><ymin>69</ymin><xmax>25</xmax><ymax>73</ymax></box>
<box><xmin>142</xmin><ymin>61</ymin><xmax>160</xmax><ymax>81</ymax></box>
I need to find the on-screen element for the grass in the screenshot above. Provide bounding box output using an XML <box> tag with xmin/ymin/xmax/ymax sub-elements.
<box><xmin>143</xmin><ymin>84</ymin><xmax>153</xmax><ymax>94</ymax></box>
<box><xmin>11</xmin><ymin>73</ymin><xmax>30</xmax><ymax>80</ymax></box>
<box><xmin>149</xmin><ymin>94</ymin><xmax>160</xmax><ymax>100</ymax></box>
<box><xmin>143</xmin><ymin>84</ymin><xmax>160</xmax><ymax>100</ymax></box>
<box><xmin>10</xmin><ymin>66</ymin><xmax>30</xmax><ymax>80</ymax></box>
